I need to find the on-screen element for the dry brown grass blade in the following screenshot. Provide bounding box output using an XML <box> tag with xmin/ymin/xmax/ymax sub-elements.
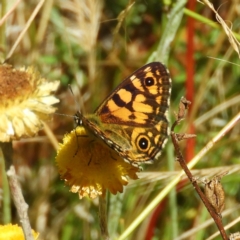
<box><xmin>207</xmin><ymin>216</ymin><xmax>240</xmax><ymax>239</ymax></box>
<box><xmin>175</xmin><ymin>206</ymin><xmax>240</xmax><ymax>240</ymax></box>
<box><xmin>129</xmin><ymin>164</ymin><xmax>240</xmax><ymax>188</ymax></box>
<box><xmin>61</xmin><ymin>0</ymin><xmax>103</xmax><ymax>53</ymax></box>
<box><xmin>200</xmin><ymin>0</ymin><xmax>240</xmax><ymax>58</ymax></box>
<box><xmin>112</xmin><ymin>0</ymin><xmax>135</xmax><ymax>49</ymax></box>
<box><xmin>61</xmin><ymin>0</ymin><xmax>103</xmax><ymax>97</ymax></box>
<box><xmin>6</xmin><ymin>0</ymin><xmax>45</xmax><ymax>60</ymax></box>
<box><xmin>194</xmin><ymin>94</ymin><xmax>240</xmax><ymax>127</ymax></box>
<box><xmin>0</xmin><ymin>0</ymin><xmax>22</xmax><ymax>27</ymax></box>
<box><xmin>43</xmin><ymin>122</ymin><xmax>59</xmax><ymax>151</ymax></box>
<box><xmin>35</xmin><ymin>0</ymin><xmax>54</xmax><ymax>46</ymax></box>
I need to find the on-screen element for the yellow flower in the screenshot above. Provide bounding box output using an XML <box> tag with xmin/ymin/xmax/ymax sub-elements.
<box><xmin>0</xmin><ymin>224</ymin><xmax>39</xmax><ymax>240</ymax></box>
<box><xmin>56</xmin><ymin>127</ymin><xmax>139</xmax><ymax>199</ymax></box>
<box><xmin>0</xmin><ymin>64</ymin><xmax>59</xmax><ymax>142</ymax></box>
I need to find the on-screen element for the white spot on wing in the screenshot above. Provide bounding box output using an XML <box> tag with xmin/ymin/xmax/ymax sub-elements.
<box><xmin>123</xmin><ymin>157</ymin><xmax>131</xmax><ymax>164</ymax></box>
<box><xmin>130</xmin><ymin>75</ymin><xmax>136</xmax><ymax>81</ymax></box>
<box><xmin>144</xmin><ymin>66</ymin><xmax>151</xmax><ymax>72</ymax></box>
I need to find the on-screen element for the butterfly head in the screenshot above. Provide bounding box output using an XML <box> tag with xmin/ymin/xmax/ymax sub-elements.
<box><xmin>74</xmin><ymin>111</ymin><xmax>83</xmax><ymax>126</ymax></box>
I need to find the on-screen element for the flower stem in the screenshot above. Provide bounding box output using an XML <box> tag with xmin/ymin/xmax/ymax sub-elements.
<box><xmin>0</xmin><ymin>150</ymin><xmax>11</xmax><ymax>223</ymax></box>
<box><xmin>1</xmin><ymin>142</ymin><xmax>13</xmax><ymax>224</ymax></box>
<box><xmin>0</xmin><ymin>142</ymin><xmax>35</xmax><ymax>240</ymax></box>
<box><xmin>99</xmin><ymin>194</ymin><xmax>109</xmax><ymax>240</ymax></box>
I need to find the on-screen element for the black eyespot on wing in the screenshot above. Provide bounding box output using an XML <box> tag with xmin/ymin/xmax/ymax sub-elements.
<box><xmin>145</xmin><ymin>77</ymin><xmax>154</xmax><ymax>86</ymax></box>
<box><xmin>138</xmin><ymin>137</ymin><xmax>149</xmax><ymax>150</ymax></box>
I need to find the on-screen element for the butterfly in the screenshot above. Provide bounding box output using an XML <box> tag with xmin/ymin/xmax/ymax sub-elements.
<box><xmin>74</xmin><ymin>62</ymin><xmax>172</xmax><ymax>164</ymax></box>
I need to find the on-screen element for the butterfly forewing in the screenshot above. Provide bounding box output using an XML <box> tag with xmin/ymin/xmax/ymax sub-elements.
<box><xmin>95</xmin><ymin>62</ymin><xmax>171</xmax><ymax>127</ymax></box>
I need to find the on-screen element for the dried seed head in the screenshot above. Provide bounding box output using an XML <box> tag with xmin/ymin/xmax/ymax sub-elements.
<box><xmin>0</xmin><ymin>64</ymin><xmax>59</xmax><ymax>141</ymax></box>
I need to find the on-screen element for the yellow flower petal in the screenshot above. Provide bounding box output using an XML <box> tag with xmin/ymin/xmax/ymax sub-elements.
<box><xmin>0</xmin><ymin>224</ymin><xmax>39</xmax><ymax>240</ymax></box>
<box><xmin>0</xmin><ymin>64</ymin><xmax>59</xmax><ymax>142</ymax></box>
<box><xmin>56</xmin><ymin>127</ymin><xmax>139</xmax><ymax>199</ymax></box>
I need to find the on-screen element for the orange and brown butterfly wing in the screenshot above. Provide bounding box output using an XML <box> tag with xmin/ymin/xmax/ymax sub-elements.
<box><xmin>92</xmin><ymin>62</ymin><xmax>172</xmax><ymax>163</ymax></box>
<box><xmin>95</xmin><ymin>62</ymin><xmax>171</xmax><ymax>127</ymax></box>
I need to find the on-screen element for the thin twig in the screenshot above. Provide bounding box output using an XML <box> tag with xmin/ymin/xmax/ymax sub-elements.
<box><xmin>7</xmin><ymin>165</ymin><xmax>34</xmax><ymax>240</ymax></box>
<box><xmin>171</xmin><ymin>97</ymin><xmax>229</xmax><ymax>240</ymax></box>
<box><xmin>1</xmin><ymin>141</ymin><xmax>34</xmax><ymax>240</ymax></box>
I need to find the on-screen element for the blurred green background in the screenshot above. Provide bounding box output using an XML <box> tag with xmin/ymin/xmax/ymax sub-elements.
<box><xmin>0</xmin><ymin>0</ymin><xmax>240</xmax><ymax>239</ymax></box>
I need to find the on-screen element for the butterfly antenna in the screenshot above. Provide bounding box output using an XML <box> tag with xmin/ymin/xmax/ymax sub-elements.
<box><xmin>54</xmin><ymin>112</ymin><xmax>75</xmax><ymax>119</ymax></box>
<box><xmin>68</xmin><ymin>84</ymin><xmax>83</xmax><ymax>126</ymax></box>
<box><xmin>68</xmin><ymin>84</ymin><xmax>81</xmax><ymax>111</ymax></box>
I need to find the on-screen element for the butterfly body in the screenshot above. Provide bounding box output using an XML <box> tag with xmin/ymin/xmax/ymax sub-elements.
<box><xmin>75</xmin><ymin>62</ymin><xmax>171</xmax><ymax>163</ymax></box>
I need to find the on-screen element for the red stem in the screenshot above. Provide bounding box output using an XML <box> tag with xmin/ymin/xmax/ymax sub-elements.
<box><xmin>185</xmin><ymin>0</ymin><xmax>196</xmax><ymax>162</ymax></box>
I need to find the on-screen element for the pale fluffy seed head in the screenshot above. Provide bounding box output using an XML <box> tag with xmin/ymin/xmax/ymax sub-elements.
<box><xmin>0</xmin><ymin>64</ymin><xmax>60</xmax><ymax>142</ymax></box>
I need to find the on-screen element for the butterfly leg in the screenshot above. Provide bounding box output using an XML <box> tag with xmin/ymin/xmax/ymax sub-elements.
<box><xmin>110</xmin><ymin>153</ymin><xmax>117</xmax><ymax>161</ymax></box>
<box><xmin>88</xmin><ymin>155</ymin><xmax>93</xmax><ymax>166</ymax></box>
<box><xmin>74</xmin><ymin>129</ymin><xmax>88</xmax><ymax>156</ymax></box>
<box><xmin>87</xmin><ymin>140</ymin><xmax>95</xmax><ymax>165</ymax></box>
